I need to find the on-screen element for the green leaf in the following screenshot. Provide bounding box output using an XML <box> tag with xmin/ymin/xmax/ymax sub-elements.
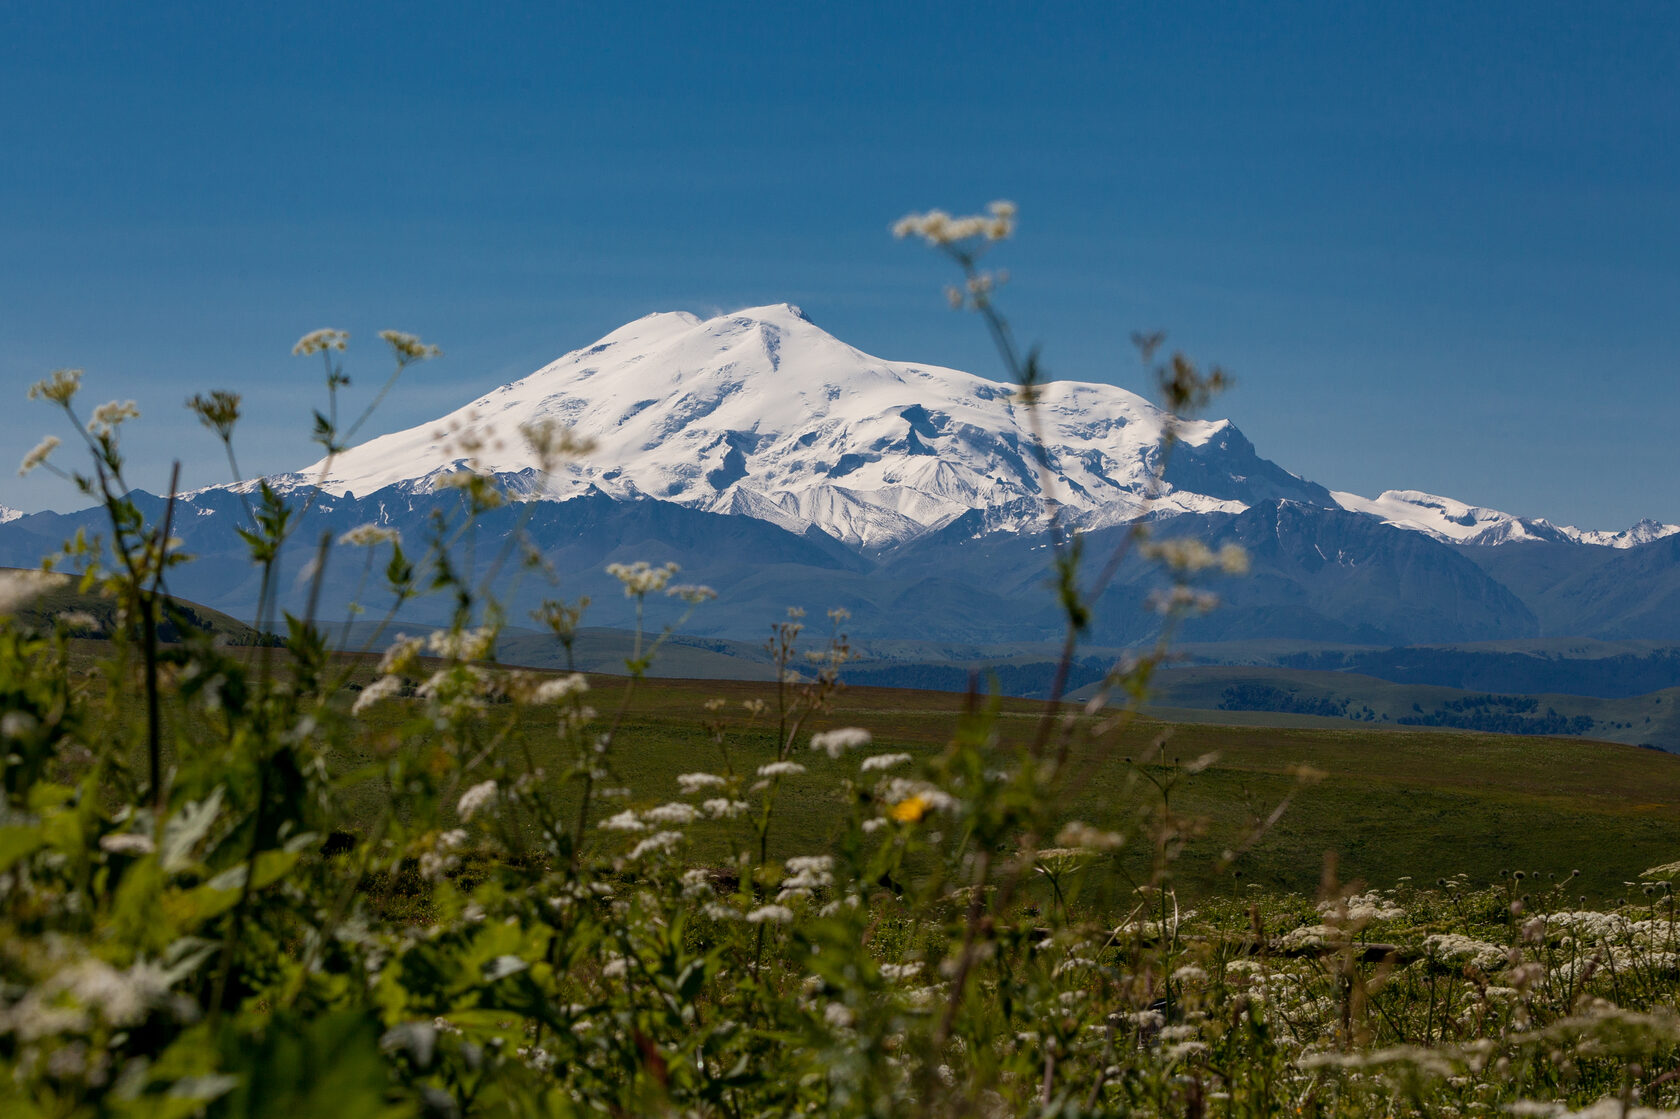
<box><xmin>0</xmin><ymin>824</ymin><xmax>45</xmax><ymax>872</ymax></box>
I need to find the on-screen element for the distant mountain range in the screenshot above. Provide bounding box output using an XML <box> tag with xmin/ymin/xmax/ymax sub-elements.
<box><xmin>3</xmin><ymin>304</ymin><xmax>1676</xmax><ymax>648</ymax></box>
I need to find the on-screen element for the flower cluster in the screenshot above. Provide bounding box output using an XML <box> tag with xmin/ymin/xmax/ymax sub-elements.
<box><xmin>892</xmin><ymin>200</ymin><xmax>1017</xmax><ymax>246</ymax></box>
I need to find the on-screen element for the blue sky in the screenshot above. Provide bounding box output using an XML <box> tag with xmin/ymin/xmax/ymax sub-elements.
<box><xmin>3</xmin><ymin>1</ymin><xmax>1676</xmax><ymax>529</ymax></box>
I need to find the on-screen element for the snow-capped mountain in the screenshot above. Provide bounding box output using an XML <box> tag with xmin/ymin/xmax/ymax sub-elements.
<box><xmin>268</xmin><ymin>304</ymin><xmax>1670</xmax><ymax>554</ymax></box>
<box><xmin>277</xmin><ymin>303</ymin><xmax>1323</xmax><ymax>550</ymax></box>
<box><xmin>5</xmin><ymin>303</ymin><xmax>1677</xmax><ymax>648</ymax></box>
<box><xmin>0</xmin><ymin>506</ymin><xmax>22</xmax><ymax>525</ymax></box>
<box><xmin>1331</xmin><ymin>490</ymin><xmax>1679</xmax><ymax>550</ymax></box>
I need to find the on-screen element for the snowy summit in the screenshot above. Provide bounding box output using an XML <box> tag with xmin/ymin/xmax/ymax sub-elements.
<box><xmin>283</xmin><ymin>304</ymin><xmax>1285</xmax><ymax>550</ymax></box>
<box><xmin>266</xmin><ymin>304</ymin><xmax>1673</xmax><ymax>553</ymax></box>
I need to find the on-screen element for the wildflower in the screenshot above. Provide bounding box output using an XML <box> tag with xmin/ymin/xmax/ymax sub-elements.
<box><xmin>293</xmin><ymin>328</ymin><xmax>349</xmax><ymax>355</ymax></box>
<box><xmin>601</xmin><ymin>955</ymin><xmax>629</xmax><ymax>979</ymax></box>
<box><xmin>1055</xmin><ymin>820</ymin><xmax>1124</xmax><ymax>852</ymax></box>
<box><xmin>520</xmin><ymin>418</ymin><xmax>597</xmax><ymax>462</ymax></box>
<box><xmin>881</xmin><ymin>778</ymin><xmax>957</xmax><ymax>821</ymax></box>
<box><xmin>598</xmin><ymin>810</ymin><xmax>644</xmax><ymax>832</ymax></box>
<box><xmin>0</xmin><ymin>569</ymin><xmax>58</xmax><ymax>615</ymax></box>
<box><xmin>785</xmin><ymin>855</ymin><xmax>833</xmax><ymax>875</ymax></box>
<box><xmin>701</xmin><ymin>798</ymin><xmax>749</xmax><ymax>819</ymax></box>
<box><xmin>823</xmin><ymin>1002</ymin><xmax>854</xmax><ymax>1029</ymax></box>
<box><xmin>187</xmin><ymin>389</ymin><xmax>241</xmax><ymax>438</ymax></box>
<box><xmin>677</xmin><ymin>772</ymin><xmax>728</xmax><ymax>794</ymax></box>
<box><xmin>1423</xmin><ymin>932</ymin><xmax>1506</xmax><ymax>970</ymax></box>
<box><xmin>27</xmin><ymin>368</ymin><xmax>82</xmax><ymax>405</ymax></box>
<box><xmin>810</xmin><ymin>727</ymin><xmax>871</xmax><ymax>758</ymax></box>
<box><xmin>378</xmin><ymin>330</ymin><xmax>441</xmax><ymax>362</ymax></box>
<box><xmin>456</xmin><ymin>780</ymin><xmax>498</xmax><ymax>823</ymax></box>
<box><xmin>352</xmin><ymin>674</ymin><xmax>403</xmax><ymax>715</ymax></box>
<box><xmin>56</xmin><ymin>610</ymin><xmax>99</xmax><ymax>630</ymax></box>
<box><xmin>531</xmin><ymin>673</ymin><xmax>589</xmax><ymax>703</ymax></box>
<box><xmin>745</xmin><ymin>904</ymin><xmax>794</xmax><ymax>925</ymax></box>
<box><xmin>606</xmin><ymin>560</ymin><xmax>679</xmax><ymax>596</ymax></box>
<box><xmin>627</xmin><ymin>831</ymin><xmax>683</xmax><ymax>860</ymax></box>
<box><xmin>86</xmin><ymin>399</ymin><xmax>140</xmax><ymax>435</ymax></box>
<box><xmin>18</xmin><ymin>435</ymin><xmax>59</xmax><ymax>476</ymax></box>
<box><xmin>1</xmin><ymin>711</ymin><xmax>37</xmax><ymax>737</ymax></box>
<box><xmin>338</xmin><ymin>523</ymin><xmax>401</xmax><ymax>547</ymax></box>
<box><xmin>667</xmin><ymin>584</ymin><xmax>717</xmax><ymax>605</ymax></box>
<box><xmin>890</xmin><ymin>795</ymin><xmax>934</xmax><ymax>823</ymax></box>
<box><xmin>99</xmin><ymin>833</ymin><xmax>156</xmax><ymax>856</ymax></box>
<box><xmin>860</xmin><ymin>752</ymin><xmax>911</xmax><ymax>772</ymax></box>
<box><xmin>427</xmin><ymin>626</ymin><xmax>494</xmax><ymax>661</ymax></box>
<box><xmin>757</xmin><ymin>761</ymin><xmax>806</xmax><ymax>778</ymax></box>
<box><xmin>642</xmin><ymin>802</ymin><xmax>700</xmax><ymax>825</ymax></box>
<box><xmin>1146</xmin><ymin>586</ymin><xmax>1220</xmax><ymax>615</ymax></box>
<box><xmin>377</xmin><ymin>633</ymin><xmax>424</xmax><ymax>676</ymax></box>
<box><xmin>880</xmin><ymin>962</ymin><xmax>923</xmax><ymax>982</ymax></box>
<box><xmin>892</xmin><ymin>200</ymin><xmax>1017</xmax><ymax>246</ymax></box>
<box><xmin>680</xmin><ymin>868</ymin><xmax>714</xmax><ymax>897</ymax></box>
<box><xmin>779</xmin><ymin>856</ymin><xmax>834</xmax><ymax>901</ymax></box>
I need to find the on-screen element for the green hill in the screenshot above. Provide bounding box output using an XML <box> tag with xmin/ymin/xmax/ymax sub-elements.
<box><xmin>0</xmin><ymin>567</ymin><xmax>272</xmax><ymax>645</ymax></box>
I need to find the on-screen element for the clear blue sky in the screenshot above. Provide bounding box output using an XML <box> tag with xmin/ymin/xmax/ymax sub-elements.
<box><xmin>3</xmin><ymin>1</ymin><xmax>1676</xmax><ymax>529</ymax></box>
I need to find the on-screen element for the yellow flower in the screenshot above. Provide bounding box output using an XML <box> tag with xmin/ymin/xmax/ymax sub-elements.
<box><xmin>889</xmin><ymin>794</ymin><xmax>932</xmax><ymax>823</ymax></box>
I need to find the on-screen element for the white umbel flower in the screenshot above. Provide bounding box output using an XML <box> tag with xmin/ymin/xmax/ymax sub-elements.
<box><xmin>456</xmin><ymin>780</ymin><xmax>498</xmax><ymax>823</ymax></box>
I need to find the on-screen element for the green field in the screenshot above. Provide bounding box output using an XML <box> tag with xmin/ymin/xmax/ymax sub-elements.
<box><xmin>316</xmin><ymin>655</ymin><xmax>1680</xmax><ymax>906</ymax></box>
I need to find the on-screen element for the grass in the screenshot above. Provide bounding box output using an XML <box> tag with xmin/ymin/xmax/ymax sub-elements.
<box><xmin>309</xmin><ymin>653</ymin><xmax>1680</xmax><ymax>907</ymax></box>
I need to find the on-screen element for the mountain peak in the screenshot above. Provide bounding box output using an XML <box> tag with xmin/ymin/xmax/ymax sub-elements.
<box><xmin>278</xmin><ymin>304</ymin><xmax>1292</xmax><ymax>549</ymax></box>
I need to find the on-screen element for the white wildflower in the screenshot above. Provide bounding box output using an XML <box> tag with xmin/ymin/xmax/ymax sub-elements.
<box><xmin>745</xmin><ymin>904</ymin><xmax>794</xmax><ymax>925</ymax></box>
<box><xmin>1</xmin><ymin>711</ymin><xmax>37</xmax><ymax>737</ymax></box>
<box><xmin>99</xmin><ymin>833</ymin><xmax>155</xmax><ymax>856</ymax></box>
<box><xmin>880</xmin><ymin>962</ymin><xmax>923</xmax><ymax>982</ymax></box>
<box><xmin>338</xmin><ymin>523</ymin><xmax>401</xmax><ymax>547</ymax></box>
<box><xmin>598</xmin><ymin>810</ymin><xmax>645</xmax><ymax>832</ymax></box>
<box><xmin>27</xmin><ymin>368</ymin><xmax>82</xmax><ymax>404</ymax></box>
<box><xmin>677</xmin><ymin>772</ymin><xmax>728</xmax><ymax>794</ymax></box>
<box><xmin>456</xmin><ymin>780</ymin><xmax>498</xmax><ymax>823</ymax></box>
<box><xmin>860</xmin><ymin>752</ymin><xmax>911</xmax><ymax>772</ymax></box>
<box><xmin>18</xmin><ymin>435</ymin><xmax>59</xmax><ymax>476</ymax></box>
<box><xmin>757</xmin><ymin>761</ymin><xmax>806</xmax><ymax>778</ymax></box>
<box><xmin>1055</xmin><ymin>820</ymin><xmax>1124</xmax><ymax>852</ymax></box>
<box><xmin>378</xmin><ymin>330</ymin><xmax>441</xmax><ymax>361</ymax></box>
<box><xmin>532</xmin><ymin>673</ymin><xmax>589</xmax><ymax>703</ymax></box>
<box><xmin>292</xmin><ymin>328</ymin><xmax>349</xmax><ymax>355</ymax></box>
<box><xmin>378</xmin><ymin>633</ymin><xmax>425</xmax><ymax>676</ymax></box>
<box><xmin>427</xmin><ymin>626</ymin><xmax>494</xmax><ymax>661</ymax></box>
<box><xmin>627</xmin><ymin>831</ymin><xmax>683</xmax><ymax>860</ymax></box>
<box><xmin>86</xmin><ymin>400</ymin><xmax>140</xmax><ymax>435</ymax></box>
<box><xmin>642</xmin><ymin>802</ymin><xmax>700</xmax><ymax>825</ymax></box>
<box><xmin>701</xmin><ymin>798</ymin><xmax>749</xmax><ymax>819</ymax></box>
<box><xmin>605</xmin><ymin>560</ymin><xmax>679</xmax><ymax>596</ymax></box>
<box><xmin>352</xmin><ymin>674</ymin><xmax>403</xmax><ymax>715</ymax></box>
<box><xmin>810</xmin><ymin>727</ymin><xmax>871</xmax><ymax>758</ymax></box>
<box><xmin>892</xmin><ymin>200</ymin><xmax>1017</xmax><ymax>245</ymax></box>
<box><xmin>823</xmin><ymin>1002</ymin><xmax>854</xmax><ymax>1029</ymax></box>
<box><xmin>1423</xmin><ymin>933</ymin><xmax>1506</xmax><ymax>971</ymax></box>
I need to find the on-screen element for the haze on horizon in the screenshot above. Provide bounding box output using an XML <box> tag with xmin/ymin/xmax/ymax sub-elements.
<box><xmin>2</xmin><ymin>1</ymin><xmax>1676</xmax><ymax>531</ymax></box>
